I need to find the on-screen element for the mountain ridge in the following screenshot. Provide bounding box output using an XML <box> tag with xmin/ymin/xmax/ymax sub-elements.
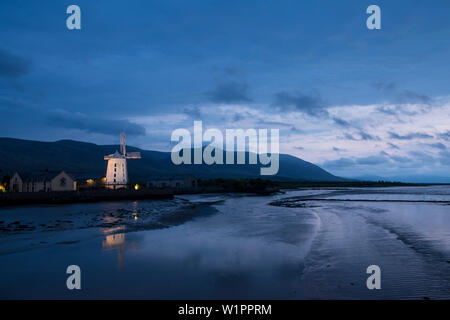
<box><xmin>0</xmin><ymin>137</ymin><xmax>345</xmax><ymax>182</ymax></box>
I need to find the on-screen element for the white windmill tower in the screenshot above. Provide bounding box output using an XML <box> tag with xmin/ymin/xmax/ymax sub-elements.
<box><xmin>104</xmin><ymin>132</ymin><xmax>141</xmax><ymax>189</ymax></box>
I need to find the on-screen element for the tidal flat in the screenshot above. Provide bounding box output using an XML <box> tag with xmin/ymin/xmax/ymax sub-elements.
<box><xmin>0</xmin><ymin>186</ymin><xmax>449</xmax><ymax>299</ymax></box>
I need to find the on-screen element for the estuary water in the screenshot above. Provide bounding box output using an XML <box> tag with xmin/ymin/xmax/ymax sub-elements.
<box><xmin>0</xmin><ymin>186</ymin><xmax>449</xmax><ymax>299</ymax></box>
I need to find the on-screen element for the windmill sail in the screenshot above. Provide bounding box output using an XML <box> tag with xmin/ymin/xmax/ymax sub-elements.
<box><xmin>126</xmin><ymin>152</ymin><xmax>141</xmax><ymax>159</ymax></box>
<box><xmin>120</xmin><ymin>132</ymin><xmax>126</xmax><ymax>155</ymax></box>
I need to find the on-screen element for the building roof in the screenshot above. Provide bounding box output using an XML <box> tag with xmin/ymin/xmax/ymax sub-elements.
<box><xmin>13</xmin><ymin>171</ymin><xmax>73</xmax><ymax>182</ymax></box>
<box><xmin>105</xmin><ymin>150</ymin><xmax>126</xmax><ymax>159</ymax></box>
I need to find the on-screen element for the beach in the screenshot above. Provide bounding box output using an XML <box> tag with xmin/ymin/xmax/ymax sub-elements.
<box><xmin>0</xmin><ymin>186</ymin><xmax>449</xmax><ymax>299</ymax></box>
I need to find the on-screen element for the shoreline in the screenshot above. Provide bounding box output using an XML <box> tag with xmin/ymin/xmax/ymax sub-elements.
<box><xmin>0</xmin><ymin>187</ymin><xmax>279</xmax><ymax>207</ymax></box>
<box><xmin>0</xmin><ymin>186</ymin><xmax>449</xmax><ymax>299</ymax></box>
<box><xmin>0</xmin><ymin>189</ymin><xmax>174</xmax><ymax>207</ymax></box>
<box><xmin>1</xmin><ymin>180</ymin><xmax>448</xmax><ymax>207</ymax></box>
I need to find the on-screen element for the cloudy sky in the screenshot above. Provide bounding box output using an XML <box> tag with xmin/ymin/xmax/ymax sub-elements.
<box><xmin>1</xmin><ymin>0</ymin><xmax>449</xmax><ymax>181</ymax></box>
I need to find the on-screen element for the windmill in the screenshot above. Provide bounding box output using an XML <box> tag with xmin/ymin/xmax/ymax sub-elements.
<box><xmin>104</xmin><ymin>132</ymin><xmax>141</xmax><ymax>189</ymax></box>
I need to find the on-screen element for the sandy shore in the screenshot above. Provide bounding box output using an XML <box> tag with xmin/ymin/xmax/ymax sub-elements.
<box><xmin>0</xmin><ymin>187</ymin><xmax>449</xmax><ymax>299</ymax></box>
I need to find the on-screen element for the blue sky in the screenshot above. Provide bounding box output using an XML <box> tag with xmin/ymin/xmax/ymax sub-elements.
<box><xmin>0</xmin><ymin>0</ymin><xmax>449</xmax><ymax>181</ymax></box>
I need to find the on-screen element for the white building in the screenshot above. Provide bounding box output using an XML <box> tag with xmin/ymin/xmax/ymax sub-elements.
<box><xmin>104</xmin><ymin>151</ymin><xmax>128</xmax><ymax>188</ymax></box>
<box><xmin>104</xmin><ymin>133</ymin><xmax>141</xmax><ymax>189</ymax></box>
<box><xmin>9</xmin><ymin>171</ymin><xmax>76</xmax><ymax>192</ymax></box>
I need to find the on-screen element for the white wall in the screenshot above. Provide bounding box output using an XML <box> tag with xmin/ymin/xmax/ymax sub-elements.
<box><xmin>105</xmin><ymin>158</ymin><xmax>128</xmax><ymax>186</ymax></box>
<box><xmin>51</xmin><ymin>172</ymin><xmax>75</xmax><ymax>191</ymax></box>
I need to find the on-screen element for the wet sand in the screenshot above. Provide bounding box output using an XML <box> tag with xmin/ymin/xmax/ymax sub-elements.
<box><xmin>0</xmin><ymin>187</ymin><xmax>449</xmax><ymax>299</ymax></box>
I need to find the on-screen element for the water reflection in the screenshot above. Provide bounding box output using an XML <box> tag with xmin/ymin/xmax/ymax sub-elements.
<box><xmin>102</xmin><ymin>232</ymin><xmax>126</xmax><ymax>269</ymax></box>
<box><xmin>1</xmin><ymin>187</ymin><xmax>448</xmax><ymax>299</ymax></box>
<box><xmin>132</xmin><ymin>201</ymin><xmax>138</xmax><ymax>221</ymax></box>
<box><xmin>99</xmin><ymin>203</ymin><xmax>140</xmax><ymax>270</ymax></box>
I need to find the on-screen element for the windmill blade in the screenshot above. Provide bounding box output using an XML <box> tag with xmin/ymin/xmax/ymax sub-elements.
<box><xmin>120</xmin><ymin>132</ymin><xmax>126</xmax><ymax>155</ymax></box>
<box><xmin>126</xmin><ymin>152</ymin><xmax>141</xmax><ymax>159</ymax></box>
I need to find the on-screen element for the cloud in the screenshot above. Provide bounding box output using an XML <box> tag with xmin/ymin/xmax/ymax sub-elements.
<box><xmin>388</xmin><ymin>131</ymin><xmax>433</xmax><ymax>140</ymax></box>
<box><xmin>389</xmin><ymin>155</ymin><xmax>411</xmax><ymax>163</ymax></box>
<box><xmin>323</xmin><ymin>150</ymin><xmax>430</xmax><ymax>171</ymax></box>
<box><xmin>0</xmin><ymin>48</ymin><xmax>31</xmax><ymax>78</ymax></box>
<box><xmin>332</xmin><ymin>117</ymin><xmax>350</xmax><ymax>127</ymax></box>
<box><xmin>233</xmin><ymin>113</ymin><xmax>244</xmax><ymax>121</ymax></box>
<box><xmin>182</xmin><ymin>106</ymin><xmax>202</xmax><ymax>118</ymax></box>
<box><xmin>428</xmin><ymin>142</ymin><xmax>446</xmax><ymax>150</ymax></box>
<box><xmin>343</xmin><ymin>133</ymin><xmax>357</xmax><ymax>140</ymax></box>
<box><xmin>257</xmin><ymin>119</ymin><xmax>292</xmax><ymax>127</ymax></box>
<box><xmin>372</xmin><ymin>82</ymin><xmax>396</xmax><ymax>92</ymax></box>
<box><xmin>211</xmin><ymin>66</ymin><xmax>243</xmax><ymax>77</ymax></box>
<box><xmin>290</xmin><ymin>126</ymin><xmax>303</xmax><ymax>133</ymax></box>
<box><xmin>355</xmin><ymin>155</ymin><xmax>388</xmax><ymax>165</ymax></box>
<box><xmin>359</xmin><ymin>130</ymin><xmax>378</xmax><ymax>141</ymax></box>
<box><xmin>371</xmin><ymin>82</ymin><xmax>433</xmax><ymax>105</ymax></box>
<box><xmin>387</xmin><ymin>142</ymin><xmax>400</xmax><ymax>150</ymax></box>
<box><xmin>272</xmin><ymin>91</ymin><xmax>328</xmax><ymax>117</ymax></box>
<box><xmin>206</xmin><ymin>81</ymin><xmax>251</xmax><ymax>104</ymax></box>
<box><xmin>438</xmin><ymin>131</ymin><xmax>450</xmax><ymax>141</ymax></box>
<box><xmin>408</xmin><ymin>150</ymin><xmax>436</xmax><ymax>163</ymax></box>
<box><xmin>439</xmin><ymin>150</ymin><xmax>450</xmax><ymax>165</ymax></box>
<box><xmin>232</xmin><ymin>111</ymin><xmax>255</xmax><ymax>122</ymax></box>
<box><xmin>46</xmin><ymin>109</ymin><xmax>146</xmax><ymax>136</ymax></box>
<box><xmin>398</xmin><ymin>90</ymin><xmax>433</xmax><ymax>105</ymax></box>
<box><xmin>322</xmin><ymin>151</ymin><xmax>430</xmax><ymax>172</ymax></box>
<box><xmin>322</xmin><ymin>157</ymin><xmax>355</xmax><ymax>169</ymax></box>
<box><xmin>0</xmin><ymin>95</ymin><xmax>34</xmax><ymax>111</ymax></box>
<box><xmin>344</xmin><ymin>131</ymin><xmax>379</xmax><ymax>141</ymax></box>
<box><xmin>376</xmin><ymin>105</ymin><xmax>418</xmax><ymax>116</ymax></box>
<box><xmin>376</xmin><ymin>105</ymin><xmax>398</xmax><ymax>115</ymax></box>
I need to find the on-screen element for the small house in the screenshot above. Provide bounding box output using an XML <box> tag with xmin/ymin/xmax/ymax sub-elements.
<box><xmin>9</xmin><ymin>171</ymin><xmax>76</xmax><ymax>192</ymax></box>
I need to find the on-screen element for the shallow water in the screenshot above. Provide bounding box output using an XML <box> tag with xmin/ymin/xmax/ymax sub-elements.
<box><xmin>0</xmin><ymin>186</ymin><xmax>449</xmax><ymax>299</ymax></box>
